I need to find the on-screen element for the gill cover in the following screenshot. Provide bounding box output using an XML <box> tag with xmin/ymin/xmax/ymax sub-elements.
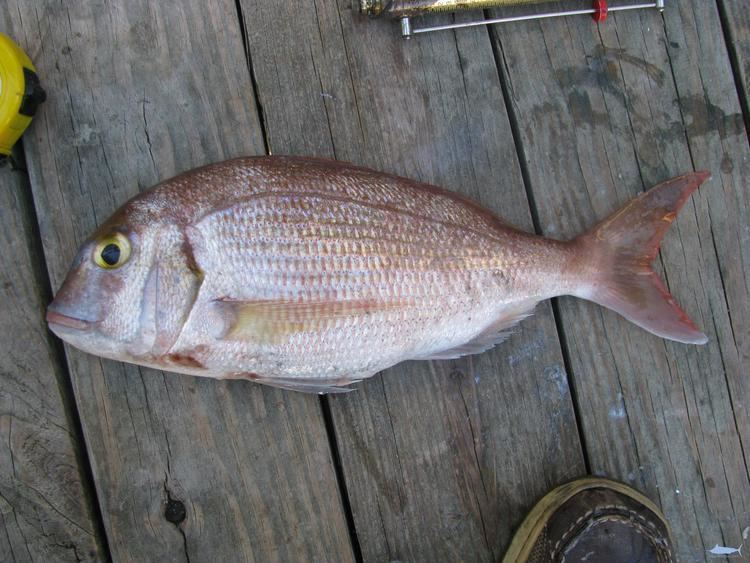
<box><xmin>137</xmin><ymin>226</ymin><xmax>202</xmax><ymax>356</ymax></box>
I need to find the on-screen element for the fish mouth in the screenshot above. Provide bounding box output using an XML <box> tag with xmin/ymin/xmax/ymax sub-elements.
<box><xmin>46</xmin><ymin>310</ymin><xmax>94</xmax><ymax>331</ymax></box>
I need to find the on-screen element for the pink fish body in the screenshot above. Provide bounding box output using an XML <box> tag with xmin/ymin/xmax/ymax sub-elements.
<box><xmin>47</xmin><ymin>156</ymin><xmax>709</xmax><ymax>393</ymax></box>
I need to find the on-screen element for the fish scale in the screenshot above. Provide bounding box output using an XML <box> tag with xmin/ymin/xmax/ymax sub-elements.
<box><xmin>200</xmin><ymin>197</ymin><xmax>506</xmax><ymax>303</ymax></box>
<box><xmin>180</xmin><ymin>189</ymin><xmax>536</xmax><ymax>381</ymax></box>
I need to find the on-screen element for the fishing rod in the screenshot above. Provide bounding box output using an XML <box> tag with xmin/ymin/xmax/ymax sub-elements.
<box><xmin>356</xmin><ymin>0</ymin><xmax>666</xmax><ymax>38</ymax></box>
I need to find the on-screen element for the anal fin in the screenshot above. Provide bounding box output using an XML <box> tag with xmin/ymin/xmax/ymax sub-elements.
<box><xmin>229</xmin><ymin>373</ymin><xmax>360</xmax><ymax>394</ymax></box>
<box><xmin>414</xmin><ymin>302</ymin><xmax>537</xmax><ymax>360</ymax></box>
<box><xmin>262</xmin><ymin>378</ymin><xmax>359</xmax><ymax>394</ymax></box>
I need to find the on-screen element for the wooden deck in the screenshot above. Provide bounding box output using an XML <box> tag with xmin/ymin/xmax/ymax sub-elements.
<box><xmin>1</xmin><ymin>1</ymin><xmax>749</xmax><ymax>561</ymax></box>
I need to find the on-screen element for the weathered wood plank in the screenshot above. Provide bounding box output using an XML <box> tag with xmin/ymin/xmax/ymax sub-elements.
<box><xmin>0</xmin><ymin>163</ymin><xmax>103</xmax><ymax>562</ymax></box>
<box><xmin>718</xmin><ymin>0</ymin><xmax>750</xmax><ymax>133</ymax></box>
<box><xmin>240</xmin><ymin>0</ymin><xmax>585</xmax><ymax>559</ymax></box>
<box><xmin>6</xmin><ymin>1</ymin><xmax>354</xmax><ymax>560</ymax></box>
<box><xmin>490</xmin><ymin>2</ymin><xmax>750</xmax><ymax>559</ymax></box>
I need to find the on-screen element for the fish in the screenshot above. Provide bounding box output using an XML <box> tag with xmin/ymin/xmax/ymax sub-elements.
<box><xmin>46</xmin><ymin>156</ymin><xmax>710</xmax><ymax>393</ymax></box>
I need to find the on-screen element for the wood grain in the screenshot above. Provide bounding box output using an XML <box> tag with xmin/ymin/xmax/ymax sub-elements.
<box><xmin>0</xmin><ymin>165</ymin><xmax>102</xmax><ymax>562</ymax></box>
<box><xmin>4</xmin><ymin>1</ymin><xmax>353</xmax><ymax>560</ymax></box>
<box><xmin>239</xmin><ymin>0</ymin><xmax>586</xmax><ymax>559</ymax></box>
<box><xmin>490</xmin><ymin>2</ymin><xmax>750</xmax><ymax>559</ymax></box>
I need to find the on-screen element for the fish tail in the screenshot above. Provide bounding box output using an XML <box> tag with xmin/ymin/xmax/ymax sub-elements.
<box><xmin>572</xmin><ymin>171</ymin><xmax>710</xmax><ymax>344</ymax></box>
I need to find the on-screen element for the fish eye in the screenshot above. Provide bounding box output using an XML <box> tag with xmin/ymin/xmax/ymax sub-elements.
<box><xmin>93</xmin><ymin>233</ymin><xmax>131</xmax><ymax>269</ymax></box>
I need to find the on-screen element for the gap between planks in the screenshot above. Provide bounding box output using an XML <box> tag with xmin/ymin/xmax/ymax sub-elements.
<box><xmin>231</xmin><ymin>0</ymin><xmax>365</xmax><ymax>559</ymax></box>
<box><xmin>484</xmin><ymin>8</ymin><xmax>594</xmax><ymax>476</ymax></box>
<box><xmin>10</xmin><ymin>142</ymin><xmax>112</xmax><ymax>559</ymax></box>
<box><xmin>715</xmin><ymin>0</ymin><xmax>750</xmax><ymax>146</ymax></box>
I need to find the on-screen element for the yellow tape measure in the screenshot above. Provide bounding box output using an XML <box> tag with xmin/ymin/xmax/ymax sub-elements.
<box><xmin>0</xmin><ymin>32</ymin><xmax>45</xmax><ymax>165</ymax></box>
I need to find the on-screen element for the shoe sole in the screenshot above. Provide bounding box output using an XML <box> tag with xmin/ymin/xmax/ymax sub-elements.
<box><xmin>501</xmin><ymin>477</ymin><xmax>672</xmax><ymax>563</ymax></box>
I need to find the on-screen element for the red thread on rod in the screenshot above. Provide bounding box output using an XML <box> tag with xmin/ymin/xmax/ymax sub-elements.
<box><xmin>592</xmin><ymin>0</ymin><xmax>608</xmax><ymax>21</ymax></box>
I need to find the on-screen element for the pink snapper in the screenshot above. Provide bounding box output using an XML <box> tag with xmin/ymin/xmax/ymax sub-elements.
<box><xmin>47</xmin><ymin>157</ymin><xmax>709</xmax><ymax>393</ymax></box>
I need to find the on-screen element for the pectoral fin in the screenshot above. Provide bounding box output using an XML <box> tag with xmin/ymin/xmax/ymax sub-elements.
<box><xmin>213</xmin><ymin>298</ymin><xmax>404</xmax><ymax>343</ymax></box>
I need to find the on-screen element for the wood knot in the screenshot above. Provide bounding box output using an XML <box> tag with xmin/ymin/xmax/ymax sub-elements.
<box><xmin>165</xmin><ymin>498</ymin><xmax>186</xmax><ymax>525</ymax></box>
<box><xmin>449</xmin><ymin>369</ymin><xmax>465</xmax><ymax>380</ymax></box>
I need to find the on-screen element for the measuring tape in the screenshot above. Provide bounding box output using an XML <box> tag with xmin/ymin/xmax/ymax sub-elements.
<box><xmin>0</xmin><ymin>32</ymin><xmax>46</xmax><ymax>165</ymax></box>
<box><xmin>358</xmin><ymin>0</ymin><xmax>665</xmax><ymax>38</ymax></box>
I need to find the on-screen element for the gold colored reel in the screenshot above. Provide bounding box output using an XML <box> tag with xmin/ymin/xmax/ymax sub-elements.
<box><xmin>361</xmin><ymin>0</ymin><xmax>549</xmax><ymax>17</ymax></box>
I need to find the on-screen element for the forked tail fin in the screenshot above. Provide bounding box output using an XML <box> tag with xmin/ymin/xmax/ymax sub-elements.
<box><xmin>574</xmin><ymin>172</ymin><xmax>710</xmax><ymax>344</ymax></box>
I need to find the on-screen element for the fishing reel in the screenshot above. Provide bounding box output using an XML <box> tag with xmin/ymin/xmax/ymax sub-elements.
<box><xmin>0</xmin><ymin>32</ymin><xmax>46</xmax><ymax>167</ymax></box>
<box><xmin>357</xmin><ymin>0</ymin><xmax>666</xmax><ymax>38</ymax></box>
